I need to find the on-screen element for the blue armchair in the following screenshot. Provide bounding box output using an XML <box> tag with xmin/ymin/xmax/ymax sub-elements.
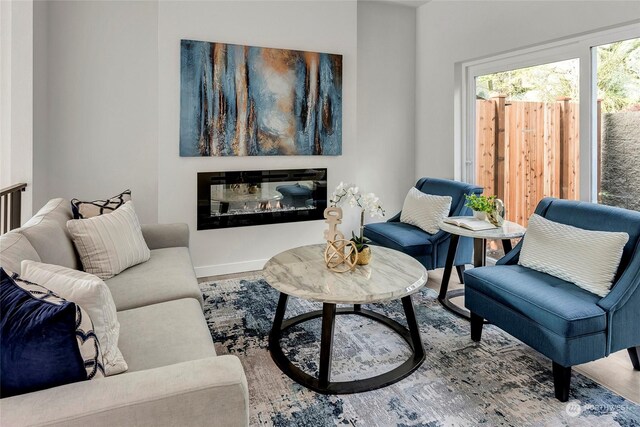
<box><xmin>363</xmin><ymin>178</ymin><xmax>483</xmax><ymax>276</ymax></box>
<box><xmin>464</xmin><ymin>198</ymin><xmax>640</xmax><ymax>401</ymax></box>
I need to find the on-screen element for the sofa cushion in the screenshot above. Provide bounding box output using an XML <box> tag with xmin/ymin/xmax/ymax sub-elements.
<box><xmin>464</xmin><ymin>265</ymin><xmax>606</xmax><ymax>337</ymax></box>
<box><xmin>1</xmin><ymin>269</ymin><xmax>104</xmax><ymax>398</ymax></box>
<box><xmin>117</xmin><ymin>298</ymin><xmax>215</xmax><ymax>372</ymax></box>
<box><xmin>364</xmin><ymin>221</ymin><xmax>433</xmax><ymax>257</ymax></box>
<box><xmin>67</xmin><ymin>202</ymin><xmax>150</xmax><ymax>280</ymax></box>
<box><xmin>18</xmin><ymin>198</ymin><xmax>80</xmax><ymax>270</ymax></box>
<box><xmin>105</xmin><ymin>247</ymin><xmax>202</xmax><ymax>311</ymax></box>
<box><xmin>0</xmin><ymin>232</ymin><xmax>40</xmax><ymax>274</ymax></box>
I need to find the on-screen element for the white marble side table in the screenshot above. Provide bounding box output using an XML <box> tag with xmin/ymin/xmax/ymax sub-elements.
<box><xmin>263</xmin><ymin>244</ymin><xmax>428</xmax><ymax>394</ymax></box>
<box><xmin>438</xmin><ymin>218</ymin><xmax>526</xmax><ymax>319</ymax></box>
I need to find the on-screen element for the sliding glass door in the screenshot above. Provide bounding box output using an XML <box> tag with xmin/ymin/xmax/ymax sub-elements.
<box><xmin>595</xmin><ymin>37</ymin><xmax>640</xmax><ymax>211</ymax></box>
<box><xmin>474</xmin><ymin>59</ymin><xmax>581</xmax><ymax>227</ymax></box>
<box><xmin>462</xmin><ymin>25</ymin><xmax>640</xmax><ymax>230</ymax></box>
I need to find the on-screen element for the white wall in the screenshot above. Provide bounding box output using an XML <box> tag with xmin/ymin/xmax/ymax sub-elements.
<box><xmin>39</xmin><ymin>0</ymin><xmax>159</xmax><ymax>223</ymax></box>
<box><xmin>158</xmin><ymin>1</ymin><xmax>359</xmax><ymax>276</ymax></box>
<box><xmin>0</xmin><ymin>0</ymin><xmax>11</xmax><ymax>190</ymax></box>
<box><xmin>30</xmin><ymin>0</ymin><xmax>418</xmax><ymax>276</ymax></box>
<box><xmin>31</xmin><ymin>0</ymin><xmax>417</xmax><ymax>275</ymax></box>
<box><xmin>1</xmin><ymin>0</ymin><xmax>34</xmax><ymax>223</ymax></box>
<box><xmin>415</xmin><ymin>0</ymin><xmax>640</xmax><ymax>181</ymax></box>
<box><xmin>357</xmin><ymin>1</ymin><xmax>416</xmax><ymax>215</ymax></box>
<box><xmin>33</xmin><ymin>0</ymin><xmax>48</xmax><ymax>212</ymax></box>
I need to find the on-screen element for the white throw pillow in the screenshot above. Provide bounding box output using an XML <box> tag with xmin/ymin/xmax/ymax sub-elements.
<box><xmin>400</xmin><ymin>188</ymin><xmax>452</xmax><ymax>234</ymax></box>
<box><xmin>67</xmin><ymin>201</ymin><xmax>150</xmax><ymax>280</ymax></box>
<box><xmin>519</xmin><ymin>214</ymin><xmax>629</xmax><ymax>297</ymax></box>
<box><xmin>20</xmin><ymin>260</ymin><xmax>128</xmax><ymax>376</ymax></box>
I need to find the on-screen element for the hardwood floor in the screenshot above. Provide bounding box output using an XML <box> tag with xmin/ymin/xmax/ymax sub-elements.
<box><xmin>199</xmin><ymin>267</ymin><xmax>640</xmax><ymax>404</ymax></box>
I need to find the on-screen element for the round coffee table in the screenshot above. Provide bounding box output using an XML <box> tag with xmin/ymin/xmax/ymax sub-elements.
<box><xmin>263</xmin><ymin>244</ymin><xmax>428</xmax><ymax>395</ymax></box>
<box><xmin>438</xmin><ymin>218</ymin><xmax>526</xmax><ymax>319</ymax></box>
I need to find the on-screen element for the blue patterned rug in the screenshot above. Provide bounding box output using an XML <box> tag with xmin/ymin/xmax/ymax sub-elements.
<box><xmin>200</xmin><ymin>276</ymin><xmax>640</xmax><ymax>426</ymax></box>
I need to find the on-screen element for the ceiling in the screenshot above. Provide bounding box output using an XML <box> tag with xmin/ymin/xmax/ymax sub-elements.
<box><xmin>375</xmin><ymin>0</ymin><xmax>431</xmax><ymax>8</ymax></box>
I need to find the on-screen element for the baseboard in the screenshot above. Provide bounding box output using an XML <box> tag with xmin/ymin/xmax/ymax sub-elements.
<box><xmin>194</xmin><ymin>259</ymin><xmax>268</xmax><ymax>278</ymax></box>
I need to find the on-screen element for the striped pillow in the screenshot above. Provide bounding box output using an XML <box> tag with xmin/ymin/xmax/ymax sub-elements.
<box><xmin>67</xmin><ymin>202</ymin><xmax>150</xmax><ymax>280</ymax></box>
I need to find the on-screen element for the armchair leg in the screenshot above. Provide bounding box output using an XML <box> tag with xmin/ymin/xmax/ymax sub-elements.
<box><xmin>470</xmin><ymin>312</ymin><xmax>483</xmax><ymax>342</ymax></box>
<box><xmin>455</xmin><ymin>265</ymin><xmax>466</xmax><ymax>284</ymax></box>
<box><xmin>552</xmin><ymin>362</ymin><xmax>572</xmax><ymax>402</ymax></box>
<box><xmin>628</xmin><ymin>347</ymin><xmax>640</xmax><ymax>371</ymax></box>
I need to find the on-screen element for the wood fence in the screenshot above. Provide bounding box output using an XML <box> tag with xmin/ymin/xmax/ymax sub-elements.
<box><xmin>475</xmin><ymin>96</ymin><xmax>598</xmax><ymax>226</ymax></box>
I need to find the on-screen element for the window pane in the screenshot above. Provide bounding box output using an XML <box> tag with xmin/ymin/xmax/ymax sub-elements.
<box><xmin>596</xmin><ymin>38</ymin><xmax>640</xmax><ymax>211</ymax></box>
<box><xmin>475</xmin><ymin>59</ymin><xmax>580</xmax><ymax>259</ymax></box>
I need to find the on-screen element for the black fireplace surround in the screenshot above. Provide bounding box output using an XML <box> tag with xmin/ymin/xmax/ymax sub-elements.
<box><xmin>197</xmin><ymin>169</ymin><xmax>327</xmax><ymax>230</ymax></box>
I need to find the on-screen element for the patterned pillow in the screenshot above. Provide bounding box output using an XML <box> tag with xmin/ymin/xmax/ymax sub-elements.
<box><xmin>519</xmin><ymin>214</ymin><xmax>629</xmax><ymax>297</ymax></box>
<box><xmin>400</xmin><ymin>188</ymin><xmax>452</xmax><ymax>234</ymax></box>
<box><xmin>71</xmin><ymin>189</ymin><xmax>131</xmax><ymax>219</ymax></box>
<box><xmin>0</xmin><ymin>268</ymin><xmax>104</xmax><ymax>398</ymax></box>
<box><xmin>21</xmin><ymin>260</ymin><xmax>128</xmax><ymax>376</ymax></box>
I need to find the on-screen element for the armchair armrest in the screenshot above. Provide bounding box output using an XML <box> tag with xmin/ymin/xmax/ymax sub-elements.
<box><xmin>597</xmin><ymin>245</ymin><xmax>640</xmax><ymax>354</ymax></box>
<box><xmin>1</xmin><ymin>356</ymin><xmax>249</xmax><ymax>427</ymax></box>
<box><xmin>387</xmin><ymin>212</ymin><xmax>401</xmax><ymax>222</ymax></box>
<box><xmin>141</xmin><ymin>223</ymin><xmax>189</xmax><ymax>250</ymax></box>
<box><xmin>496</xmin><ymin>239</ymin><xmax>524</xmax><ymax>265</ymax></box>
<box><xmin>598</xmin><ymin>243</ymin><xmax>640</xmax><ymax>313</ymax></box>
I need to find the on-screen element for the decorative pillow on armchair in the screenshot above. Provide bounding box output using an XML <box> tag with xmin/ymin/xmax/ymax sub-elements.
<box><xmin>67</xmin><ymin>201</ymin><xmax>150</xmax><ymax>280</ymax></box>
<box><xmin>0</xmin><ymin>268</ymin><xmax>104</xmax><ymax>398</ymax></box>
<box><xmin>400</xmin><ymin>187</ymin><xmax>452</xmax><ymax>234</ymax></box>
<box><xmin>71</xmin><ymin>189</ymin><xmax>131</xmax><ymax>219</ymax></box>
<box><xmin>21</xmin><ymin>260</ymin><xmax>128</xmax><ymax>375</ymax></box>
<box><xmin>519</xmin><ymin>214</ymin><xmax>629</xmax><ymax>297</ymax></box>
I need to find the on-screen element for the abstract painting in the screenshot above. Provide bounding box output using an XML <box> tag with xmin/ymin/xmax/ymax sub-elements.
<box><xmin>180</xmin><ymin>40</ymin><xmax>342</xmax><ymax>156</ymax></box>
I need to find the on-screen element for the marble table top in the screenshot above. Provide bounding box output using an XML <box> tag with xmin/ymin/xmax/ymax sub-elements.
<box><xmin>439</xmin><ymin>217</ymin><xmax>526</xmax><ymax>239</ymax></box>
<box><xmin>263</xmin><ymin>244</ymin><xmax>427</xmax><ymax>304</ymax></box>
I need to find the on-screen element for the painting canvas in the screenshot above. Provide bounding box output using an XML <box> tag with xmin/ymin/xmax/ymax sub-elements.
<box><xmin>180</xmin><ymin>40</ymin><xmax>342</xmax><ymax>156</ymax></box>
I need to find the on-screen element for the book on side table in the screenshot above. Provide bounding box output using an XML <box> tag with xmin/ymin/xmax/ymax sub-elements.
<box><xmin>442</xmin><ymin>216</ymin><xmax>498</xmax><ymax>231</ymax></box>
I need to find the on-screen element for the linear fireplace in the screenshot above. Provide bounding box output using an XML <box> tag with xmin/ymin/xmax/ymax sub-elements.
<box><xmin>197</xmin><ymin>169</ymin><xmax>327</xmax><ymax>230</ymax></box>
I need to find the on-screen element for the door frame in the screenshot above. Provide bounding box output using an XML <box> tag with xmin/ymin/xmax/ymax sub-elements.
<box><xmin>457</xmin><ymin>21</ymin><xmax>640</xmax><ymax>203</ymax></box>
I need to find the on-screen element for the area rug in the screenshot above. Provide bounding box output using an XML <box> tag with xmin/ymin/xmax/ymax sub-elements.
<box><xmin>199</xmin><ymin>276</ymin><xmax>640</xmax><ymax>426</ymax></box>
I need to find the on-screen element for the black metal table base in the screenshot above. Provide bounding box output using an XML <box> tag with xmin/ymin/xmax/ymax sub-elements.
<box><xmin>268</xmin><ymin>293</ymin><xmax>425</xmax><ymax>394</ymax></box>
<box><xmin>438</xmin><ymin>235</ymin><xmax>513</xmax><ymax>321</ymax></box>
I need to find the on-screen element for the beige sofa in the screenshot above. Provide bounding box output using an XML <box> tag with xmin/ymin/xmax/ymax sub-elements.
<box><xmin>0</xmin><ymin>199</ymin><xmax>249</xmax><ymax>426</ymax></box>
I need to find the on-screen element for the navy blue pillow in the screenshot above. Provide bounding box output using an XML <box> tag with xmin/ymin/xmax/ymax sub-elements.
<box><xmin>0</xmin><ymin>268</ymin><xmax>88</xmax><ymax>398</ymax></box>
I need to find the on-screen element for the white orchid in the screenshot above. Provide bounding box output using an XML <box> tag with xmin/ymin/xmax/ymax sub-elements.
<box><xmin>330</xmin><ymin>183</ymin><xmax>385</xmax><ymax>240</ymax></box>
<box><xmin>330</xmin><ymin>184</ymin><xmax>384</xmax><ymax>215</ymax></box>
<box><xmin>362</xmin><ymin>193</ymin><xmax>384</xmax><ymax>218</ymax></box>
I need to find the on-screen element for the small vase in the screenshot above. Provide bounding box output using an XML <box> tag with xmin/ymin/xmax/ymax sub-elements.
<box><xmin>486</xmin><ymin>199</ymin><xmax>505</xmax><ymax>227</ymax></box>
<box><xmin>473</xmin><ymin>210</ymin><xmax>487</xmax><ymax>221</ymax></box>
<box><xmin>487</xmin><ymin>210</ymin><xmax>504</xmax><ymax>227</ymax></box>
<box><xmin>352</xmin><ymin>246</ymin><xmax>372</xmax><ymax>265</ymax></box>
